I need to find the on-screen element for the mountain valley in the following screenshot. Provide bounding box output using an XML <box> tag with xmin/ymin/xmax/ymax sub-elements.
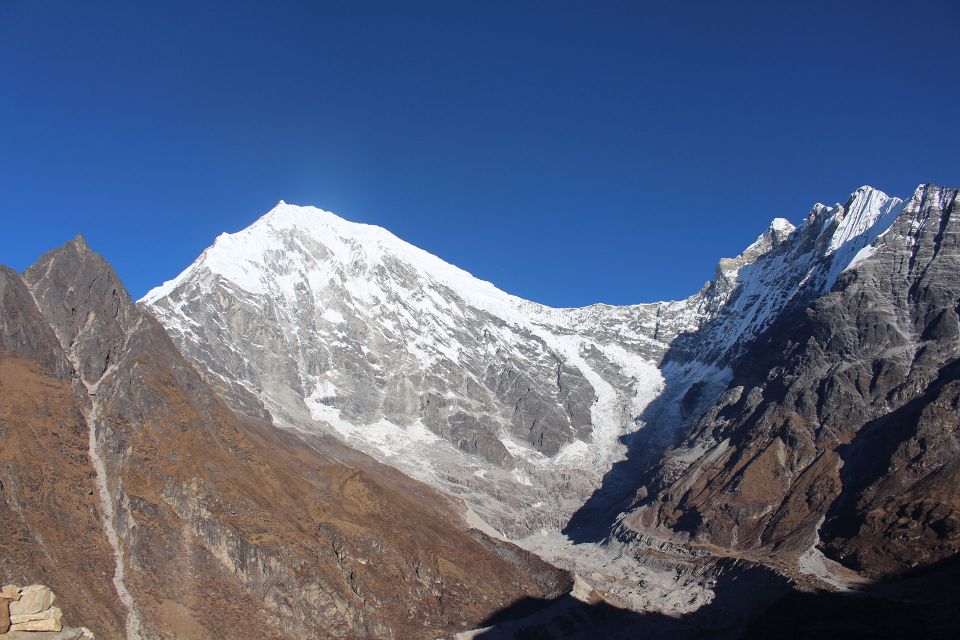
<box><xmin>3</xmin><ymin>183</ymin><xmax>959</xmax><ymax>638</ymax></box>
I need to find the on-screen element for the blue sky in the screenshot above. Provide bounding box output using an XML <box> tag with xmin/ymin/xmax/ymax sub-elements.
<box><xmin>2</xmin><ymin>0</ymin><xmax>958</xmax><ymax>306</ymax></box>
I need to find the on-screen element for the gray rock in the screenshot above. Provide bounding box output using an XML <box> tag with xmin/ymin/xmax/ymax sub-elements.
<box><xmin>0</xmin><ymin>266</ymin><xmax>70</xmax><ymax>377</ymax></box>
<box><xmin>7</xmin><ymin>585</ymin><xmax>55</xmax><ymax>616</ymax></box>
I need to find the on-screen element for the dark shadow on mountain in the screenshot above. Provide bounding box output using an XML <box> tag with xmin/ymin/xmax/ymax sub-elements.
<box><xmin>470</xmin><ymin>596</ymin><xmax>677</xmax><ymax>640</ymax></box>
<box><xmin>743</xmin><ymin>588</ymin><xmax>951</xmax><ymax>640</ymax></box>
<box><xmin>561</xmin><ymin>324</ymin><xmax>745</xmax><ymax>542</ymax></box>
<box><xmin>563</xmin><ymin>218</ymin><xmax>833</xmax><ymax>543</ymax></box>
<box><xmin>561</xmin><ymin>371</ymin><xmax>689</xmax><ymax>542</ymax></box>
<box><xmin>743</xmin><ymin>553</ymin><xmax>960</xmax><ymax>640</ymax></box>
<box><xmin>820</xmin><ymin>358</ymin><xmax>960</xmax><ymax>553</ymax></box>
<box><xmin>469</xmin><ymin>553</ymin><xmax>960</xmax><ymax>639</ymax></box>
<box><xmin>563</xmin><ymin>291</ymin><xmax>817</xmax><ymax>542</ymax></box>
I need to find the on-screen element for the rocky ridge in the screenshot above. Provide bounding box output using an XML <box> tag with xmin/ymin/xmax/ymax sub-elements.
<box><xmin>624</xmin><ymin>184</ymin><xmax>960</xmax><ymax>578</ymax></box>
<box><xmin>2</xmin><ymin>238</ymin><xmax>572</xmax><ymax>639</ymax></box>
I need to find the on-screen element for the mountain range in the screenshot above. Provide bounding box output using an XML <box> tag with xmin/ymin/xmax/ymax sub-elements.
<box><xmin>2</xmin><ymin>183</ymin><xmax>958</xmax><ymax>639</ymax></box>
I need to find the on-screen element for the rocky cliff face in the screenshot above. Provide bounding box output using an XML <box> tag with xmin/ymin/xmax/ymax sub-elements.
<box><xmin>0</xmin><ymin>265</ymin><xmax>70</xmax><ymax>377</ymax></box>
<box><xmin>625</xmin><ymin>185</ymin><xmax>960</xmax><ymax>577</ymax></box>
<box><xmin>4</xmin><ymin>238</ymin><xmax>572</xmax><ymax>639</ymax></box>
<box><xmin>0</xmin><ymin>266</ymin><xmax>127</xmax><ymax>639</ymax></box>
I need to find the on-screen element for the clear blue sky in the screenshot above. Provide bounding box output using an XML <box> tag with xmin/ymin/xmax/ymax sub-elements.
<box><xmin>2</xmin><ymin>1</ymin><xmax>958</xmax><ymax>306</ymax></box>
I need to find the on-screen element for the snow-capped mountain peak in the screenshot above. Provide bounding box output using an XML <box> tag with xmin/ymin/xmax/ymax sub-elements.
<box><xmin>141</xmin><ymin>185</ymin><xmax>922</xmax><ymax>535</ymax></box>
<box><xmin>145</xmin><ymin>201</ymin><xmax>528</xmax><ymax>324</ymax></box>
<box><xmin>768</xmin><ymin>217</ymin><xmax>795</xmax><ymax>234</ymax></box>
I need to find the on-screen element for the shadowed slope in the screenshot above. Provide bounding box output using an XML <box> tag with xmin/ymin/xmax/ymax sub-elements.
<box><xmin>623</xmin><ymin>185</ymin><xmax>960</xmax><ymax>576</ymax></box>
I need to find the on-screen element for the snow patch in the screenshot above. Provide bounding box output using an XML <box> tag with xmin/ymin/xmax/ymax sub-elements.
<box><xmin>769</xmin><ymin>217</ymin><xmax>795</xmax><ymax>233</ymax></box>
<box><xmin>843</xmin><ymin>244</ymin><xmax>877</xmax><ymax>272</ymax></box>
<box><xmin>321</xmin><ymin>308</ymin><xmax>345</xmax><ymax>324</ymax></box>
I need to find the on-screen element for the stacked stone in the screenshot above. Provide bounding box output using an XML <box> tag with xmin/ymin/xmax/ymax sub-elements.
<box><xmin>0</xmin><ymin>585</ymin><xmax>93</xmax><ymax>639</ymax></box>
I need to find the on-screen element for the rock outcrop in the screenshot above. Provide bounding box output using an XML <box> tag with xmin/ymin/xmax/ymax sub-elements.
<box><xmin>0</xmin><ymin>267</ymin><xmax>128</xmax><ymax>638</ymax></box>
<box><xmin>0</xmin><ymin>587</ymin><xmax>12</xmax><ymax>634</ymax></box>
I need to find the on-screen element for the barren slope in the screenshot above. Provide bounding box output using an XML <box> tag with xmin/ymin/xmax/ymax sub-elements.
<box><xmin>5</xmin><ymin>238</ymin><xmax>571</xmax><ymax>639</ymax></box>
